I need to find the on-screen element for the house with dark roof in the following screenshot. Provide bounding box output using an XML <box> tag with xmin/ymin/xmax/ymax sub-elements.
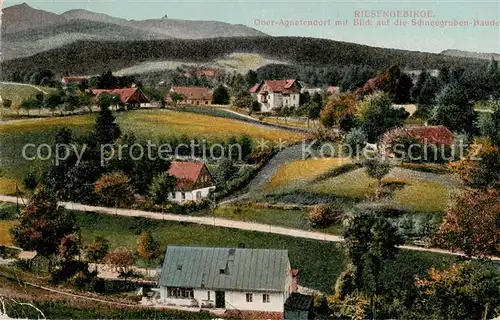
<box><xmin>167</xmin><ymin>161</ymin><xmax>215</xmax><ymax>203</ymax></box>
<box><xmin>90</xmin><ymin>87</ymin><xmax>150</xmax><ymax>108</ymax></box>
<box><xmin>168</xmin><ymin>86</ymin><xmax>213</xmax><ymax>106</ymax></box>
<box><xmin>158</xmin><ymin>245</ymin><xmax>301</xmax><ymax>319</ymax></box>
<box><xmin>250</xmin><ymin>79</ymin><xmax>301</xmax><ymax>112</ymax></box>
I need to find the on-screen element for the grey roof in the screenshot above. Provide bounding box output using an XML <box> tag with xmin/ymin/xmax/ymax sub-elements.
<box><xmin>159</xmin><ymin>245</ymin><xmax>290</xmax><ymax>292</ymax></box>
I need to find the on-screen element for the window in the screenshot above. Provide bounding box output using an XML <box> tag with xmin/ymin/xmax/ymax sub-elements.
<box><xmin>181</xmin><ymin>192</ymin><xmax>186</xmax><ymax>200</ymax></box>
<box><xmin>177</xmin><ymin>264</ymin><xmax>182</xmax><ymax>270</ymax></box>
<box><xmin>263</xmin><ymin>294</ymin><xmax>270</xmax><ymax>303</ymax></box>
<box><xmin>245</xmin><ymin>293</ymin><xmax>253</xmax><ymax>303</ymax></box>
<box><xmin>167</xmin><ymin>287</ymin><xmax>194</xmax><ymax>299</ymax></box>
<box><xmin>196</xmin><ymin>191</ymin><xmax>202</xmax><ymax>200</ymax></box>
<box><xmin>219</xmin><ymin>269</ymin><xmax>225</xmax><ymax>274</ymax></box>
<box><xmin>207</xmin><ymin>291</ymin><xmax>211</xmax><ymax>300</ymax></box>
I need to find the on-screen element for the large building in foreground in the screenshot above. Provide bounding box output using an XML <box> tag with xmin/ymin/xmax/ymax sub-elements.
<box><xmin>158</xmin><ymin>246</ymin><xmax>309</xmax><ymax>319</ymax></box>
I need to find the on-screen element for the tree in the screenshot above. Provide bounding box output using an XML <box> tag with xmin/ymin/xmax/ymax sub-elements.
<box><xmin>136</xmin><ymin>231</ymin><xmax>161</xmax><ymax>263</ymax></box>
<box><xmin>11</xmin><ymin>187</ymin><xmax>79</xmax><ymax>267</ymax></box>
<box><xmin>432</xmin><ymin>188</ymin><xmax>499</xmax><ymax>258</ymax></box>
<box><xmin>148</xmin><ymin>171</ymin><xmax>176</xmax><ymax>205</ymax></box>
<box><xmin>20</xmin><ymin>97</ymin><xmax>38</xmax><ymax>116</ymax></box>
<box><xmin>2</xmin><ymin>99</ymin><xmax>12</xmax><ymax>109</ymax></box>
<box><xmin>94</xmin><ymin>171</ymin><xmax>135</xmax><ymax>207</ymax></box>
<box><xmin>477</xmin><ymin>100</ymin><xmax>500</xmax><ymax>147</ymax></box>
<box><xmin>245</xmin><ymin>70</ymin><xmax>258</xmax><ymax>88</ymax></box>
<box><xmin>169</xmin><ymin>92</ymin><xmax>184</xmax><ymax>106</ymax></box>
<box><xmin>344</xmin><ymin>128</ymin><xmax>367</xmax><ymax>157</ymax></box>
<box><xmin>306</xmin><ymin>102</ymin><xmax>322</xmax><ymax>127</ymax></box>
<box><xmin>320</xmin><ymin>93</ymin><xmax>357</xmax><ymax>129</ymax></box>
<box><xmin>431</xmin><ymin>103</ymin><xmax>476</xmax><ymax>134</ymax></box>
<box><xmin>213</xmin><ymin>158</ymin><xmax>238</xmax><ymax>188</ymax></box>
<box><xmin>105</xmin><ymin>247</ymin><xmax>134</xmax><ymax>275</ymax></box>
<box><xmin>414</xmin><ymin>261</ymin><xmax>500</xmax><ymax>320</ymax></box>
<box><xmin>249</xmin><ymin>100</ymin><xmax>261</xmax><ymax>114</ymax></box>
<box><xmin>85</xmin><ymin>236</ymin><xmax>110</xmax><ymax>266</ymax></box>
<box><xmin>43</xmin><ymin>92</ymin><xmax>62</xmax><ymax>116</ymax></box>
<box><xmin>362</xmin><ymin>155</ymin><xmax>392</xmax><ymax>198</ymax></box>
<box><xmin>308</xmin><ymin>204</ymin><xmax>343</xmax><ymax>228</ymax></box>
<box><xmin>450</xmin><ymin>141</ymin><xmax>500</xmax><ymax>189</ymax></box>
<box><xmin>357</xmin><ymin>92</ymin><xmax>409</xmax><ymax>143</ymax></box>
<box><xmin>93</xmin><ymin>95</ymin><xmax>121</xmax><ymax>145</ymax></box>
<box><xmin>239</xmin><ymin>135</ymin><xmax>253</xmax><ymax>161</ymax></box>
<box><xmin>212</xmin><ymin>85</ymin><xmax>230</xmax><ymax>105</ymax></box>
<box><xmin>343</xmin><ymin>211</ymin><xmax>404</xmax><ymax>319</ymax></box>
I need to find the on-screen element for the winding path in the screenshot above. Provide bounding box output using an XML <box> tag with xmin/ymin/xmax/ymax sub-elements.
<box><xmin>0</xmin><ymin>195</ymin><xmax>497</xmax><ymax>261</ymax></box>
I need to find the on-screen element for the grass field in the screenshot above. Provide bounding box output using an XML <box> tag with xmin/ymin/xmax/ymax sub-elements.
<box><xmin>0</xmin><ymin>205</ymin><xmax>459</xmax><ymax>293</ymax></box>
<box><xmin>294</xmin><ymin>168</ymin><xmax>451</xmax><ymax>214</ymax></box>
<box><xmin>0</xmin><ymin>83</ymin><xmax>56</xmax><ymax>106</ymax></box>
<box><xmin>390</xmin><ymin>180</ymin><xmax>450</xmax><ymax>213</ymax></box>
<box><xmin>0</xmin><ymin>220</ymin><xmax>16</xmax><ymax>246</ymax></box>
<box><xmin>0</xmin><ymin>109</ymin><xmax>305</xmax><ymax>189</ymax></box>
<box><xmin>307</xmin><ymin>168</ymin><xmax>375</xmax><ymax>201</ymax></box>
<box><xmin>213</xmin><ymin>204</ymin><xmax>344</xmax><ymax>235</ymax></box>
<box><xmin>264</xmin><ymin>158</ymin><xmax>351</xmax><ymax>192</ymax></box>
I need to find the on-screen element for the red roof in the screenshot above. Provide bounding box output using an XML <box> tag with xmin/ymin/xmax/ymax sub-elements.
<box><xmin>90</xmin><ymin>88</ymin><xmax>149</xmax><ymax>104</ymax></box>
<box><xmin>327</xmin><ymin>86</ymin><xmax>340</xmax><ymax>95</ymax></box>
<box><xmin>406</xmin><ymin>126</ymin><xmax>455</xmax><ymax>146</ymax></box>
<box><xmin>62</xmin><ymin>76</ymin><xmax>89</xmax><ymax>84</ymax></box>
<box><xmin>250</xmin><ymin>79</ymin><xmax>300</xmax><ymax>94</ymax></box>
<box><xmin>168</xmin><ymin>161</ymin><xmax>205</xmax><ymax>183</ymax></box>
<box><xmin>171</xmin><ymin>86</ymin><xmax>213</xmax><ymax>100</ymax></box>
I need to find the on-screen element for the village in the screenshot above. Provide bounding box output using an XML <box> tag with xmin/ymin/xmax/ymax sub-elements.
<box><xmin>0</xmin><ymin>2</ymin><xmax>500</xmax><ymax>320</ymax></box>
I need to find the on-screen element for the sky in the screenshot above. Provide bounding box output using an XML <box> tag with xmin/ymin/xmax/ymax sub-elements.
<box><xmin>3</xmin><ymin>0</ymin><xmax>500</xmax><ymax>53</ymax></box>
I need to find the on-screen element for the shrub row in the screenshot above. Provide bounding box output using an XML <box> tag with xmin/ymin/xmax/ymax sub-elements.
<box><xmin>399</xmin><ymin>162</ymin><xmax>450</xmax><ymax>174</ymax></box>
<box><xmin>310</xmin><ymin>162</ymin><xmax>362</xmax><ymax>183</ymax></box>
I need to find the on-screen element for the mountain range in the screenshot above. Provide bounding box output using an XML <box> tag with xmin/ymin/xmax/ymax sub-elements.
<box><xmin>1</xmin><ymin>3</ymin><xmax>268</xmax><ymax>60</ymax></box>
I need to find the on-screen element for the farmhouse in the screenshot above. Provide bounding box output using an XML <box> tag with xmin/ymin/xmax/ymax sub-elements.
<box><xmin>169</xmin><ymin>86</ymin><xmax>213</xmax><ymax>106</ymax></box>
<box><xmin>167</xmin><ymin>161</ymin><xmax>216</xmax><ymax>203</ymax></box>
<box><xmin>90</xmin><ymin>87</ymin><xmax>150</xmax><ymax>108</ymax></box>
<box><xmin>250</xmin><ymin>79</ymin><xmax>301</xmax><ymax>112</ymax></box>
<box><xmin>61</xmin><ymin>76</ymin><xmax>89</xmax><ymax>88</ymax></box>
<box><xmin>158</xmin><ymin>245</ymin><xmax>305</xmax><ymax>319</ymax></box>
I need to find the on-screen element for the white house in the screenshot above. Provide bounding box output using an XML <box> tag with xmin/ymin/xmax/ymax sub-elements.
<box><xmin>158</xmin><ymin>246</ymin><xmax>307</xmax><ymax>319</ymax></box>
<box><xmin>250</xmin><ymin>79</ymin><xmax>301</xmax><ymax>113</ymax></box>
<box><xmin>167</xmin><ymin>161</ymin><xmax>216</xmax><ymax>203</ymax></box>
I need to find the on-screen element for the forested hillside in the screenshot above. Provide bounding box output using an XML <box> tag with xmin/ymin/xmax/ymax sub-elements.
<box><xmin>1</xmin><ymin>37</ymin><xmax>484</xmax><ymax>79</ymax></box>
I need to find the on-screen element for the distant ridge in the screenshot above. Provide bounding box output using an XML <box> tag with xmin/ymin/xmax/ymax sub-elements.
<box><xmin>441</xmin><ymin>49</ymin><xmax>500</xmax><ymax>61</ymax></box>
<box><xmin>1</xmin><ymin>3</ymin><xmax>268</xmax><ymax>60</ymax></box>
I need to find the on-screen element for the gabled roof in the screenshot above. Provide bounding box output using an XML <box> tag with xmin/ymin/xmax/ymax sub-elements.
<box><xmin>171</xmin><ymin>86</ymin><xmax>213</xmax><ymax>100</ymax></box>
<box><xmin>90</xmin><ymin>87</ymin><xmax>150</xmax><ymax>104</ymax></box>
<box><xmin>406</xmin><ymin>125</ymin><xmax>455</xmax><ymax>146</ymax></box>
<box><xmin>167</xmin><ymin>161</ymin><xmax>212</xmax><ymax>191</ymax></box>
<box><xmin>250</xmin><ymin>79</ymin><xmax>300</xmax><ymax>94</ymax></box>
<box><xmin>159</xmin><ymin>246</ymin><xmax>290</xmax><ymax>292</ymax></box>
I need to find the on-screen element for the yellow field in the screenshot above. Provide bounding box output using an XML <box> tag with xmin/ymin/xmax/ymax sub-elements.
<box><xmin>265</xmin><ymin>158</ymin><xmax>351</xmax><ymax>191</ymax></box>
<box><xmin>0</xmin><ymin>221</ymin><xmax>16</xmax><ymax>246</ymax></box>
<box><xmin>116</xmin><ymin>110</ymin><xmax>305</xmax><ymax>143</ymax></box>
<box><xmin>307</xmin><ymin>168</ymin><xmax>374</xmax><ymax>199</ymax></box>
<box><xmin>390</xmin><ymin>180</ymin><xmax>450</xmax><ymax>213</ymax></box>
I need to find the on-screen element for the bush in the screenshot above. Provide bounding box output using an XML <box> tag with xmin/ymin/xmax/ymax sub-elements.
<box><xmin>308</xmin><ymin>204</ymin><xmax>343</xmax><ymax>228</ymax></box>
<box><xmin>343</xmin><ymin>128</ymin><xmax>367</xmax><ymax>157</ymax></box>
